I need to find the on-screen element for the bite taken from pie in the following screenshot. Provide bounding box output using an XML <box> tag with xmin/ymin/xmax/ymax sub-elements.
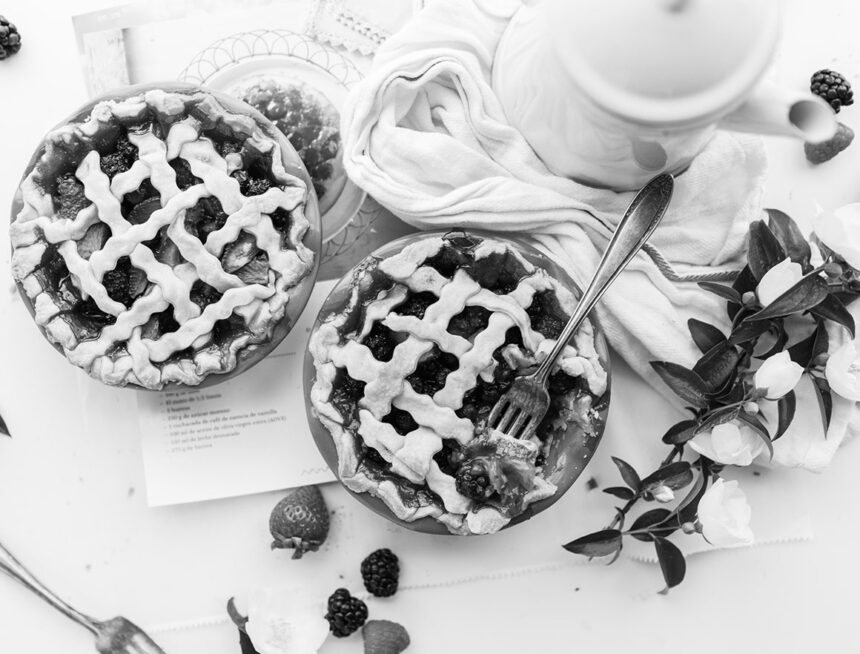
<box><xmin>10</xmin><ymin>84</ymin><xmax>320</xmax><ymax>390</ymax></box>
<box><xmin>307</xmin><ymin>232</ymin><xmax>610</xmax><ymax>535</ymax></box>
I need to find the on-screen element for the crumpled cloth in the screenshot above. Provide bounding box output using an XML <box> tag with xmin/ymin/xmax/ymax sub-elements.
<box><xmin>340</xmin><ymin>0</ymin><xmax>766</xmax><ymax>390</ymax></box>
<box><xmin>339</xmin><ymin>0</ymin><xmax>859</xmax><ymax>471</ymax></box>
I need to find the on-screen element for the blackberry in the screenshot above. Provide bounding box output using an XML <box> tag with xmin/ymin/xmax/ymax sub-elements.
<box><xmin>455</xmin><ymin>459</ymin><xmax>494</xmax><ymax>502</ymax></box>
<box><xmin>55</xmin><ymin>173</ymin><xmax>89</xmax><ymax>221</ymax></box>
<box><xmin>811</xmin><ymin>69</ymin><xmax>854</xmax><ymax>113</ymax></box>
<box><xmin>0</xmin><ymin>16</ymin><xmax>21</xmax><ymax>59</ymax></box>
<box><xmin>324</xmin><ymin>588</ymin><xmax>367</xmax><ymax>637</ymax></box>
<box><xmin>360</xmin><ymin>548</ymin><xmax>400</xmax><ymax>597</ymax></box>
<box><xmin>100</xmin><ymin>136</ymin><xmax>138</xmax><ymax>178</ymax></box>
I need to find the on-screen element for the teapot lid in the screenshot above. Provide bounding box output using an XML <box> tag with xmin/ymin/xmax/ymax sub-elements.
<box><xmin>544</xmin><ymin>0</ymin><xmax>782</xmax><ymax>126</ymax></box>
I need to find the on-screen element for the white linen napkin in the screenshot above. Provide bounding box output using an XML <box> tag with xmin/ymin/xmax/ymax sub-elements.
<box><xmin>340</xmin><ymin>0</ymin><xmax>767</xmax><ymax>393</ymax></box>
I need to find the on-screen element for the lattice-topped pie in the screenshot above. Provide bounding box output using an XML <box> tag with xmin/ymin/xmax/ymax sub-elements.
<box><xmin>309</xmin><ymin>233</ymin><xmax>608</xmax><ymax>535</ymax></box>
<box><xmin>10</xmin><ymin>87</ymin><xmax>318</xmax><ymax>389</ymax></box>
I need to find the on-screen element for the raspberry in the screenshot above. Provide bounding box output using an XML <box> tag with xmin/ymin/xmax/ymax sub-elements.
<box><xmin>360</xmin><ymin>548</ymin><xmax>400</xmax><ymax>598</ymax></box>
<box><xmin>805</xmin><ymin>122</ymin><xmax>854</xmax><ymax>164</ymax></box>
<box><xmin>811</xmin><ymin>69</ymin><xmax>854</xmax><ymax>113</ymax></box>
<box><xmin>0</xmin><ymin>16</ymin><xmax>21</xmax><ymax>60</ymax></box>
<box><xmin>455</xmin><ymin>459</ymin><xmax>494</xmax><ymax>501</ymax></box>
<box><xmin>324</xmin><ymin>588</ymin><xmax>368</xmax><ymax>638</ymax></box>
<box><xmin>362</xmin><ymin>620</ymin><xmax>411</xmax><ymax>654</ymax></box>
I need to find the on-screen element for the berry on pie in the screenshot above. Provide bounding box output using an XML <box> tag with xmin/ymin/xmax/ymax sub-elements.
<box><xmin>10</xmin><ymin>87</ymin><xmax>318</xmax><ymax>389</ymax></box>
<box><xmin>237</xmin><ymin>77</ymin><xmax>346</xmax><ymax>217</ymax></box>
<box><xmin>308</xmin><ymin>233</ymin><xmax>608</xmax><ymax>535</ymax></box>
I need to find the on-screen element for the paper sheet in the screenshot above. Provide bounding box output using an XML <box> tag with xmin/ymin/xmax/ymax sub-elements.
<box><xmin>137</xmin><ymin>281</ymin><xmax>337</xmax><ymax>506</ymax></box>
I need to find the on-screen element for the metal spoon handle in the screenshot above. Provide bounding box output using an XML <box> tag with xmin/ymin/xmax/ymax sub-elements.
<box><xmin>0</xmin><ymin>540</ymin><xmax>99</xmax><ymax>634</ymax></box>
<box><xmin>534</xmin><ymin>173</ymin><xmax>674</xmax><ymax>384</ymax></box>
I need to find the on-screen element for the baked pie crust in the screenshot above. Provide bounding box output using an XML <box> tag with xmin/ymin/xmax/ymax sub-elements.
<box><xmin>10</xmin><ymin>87</ymin><xmax>318</xmax><ymax>389</ymax></box>
<box><xmin>309</xmin><ymin>233</ymin><xmax>607</xmax><ymax>535</ymax></box>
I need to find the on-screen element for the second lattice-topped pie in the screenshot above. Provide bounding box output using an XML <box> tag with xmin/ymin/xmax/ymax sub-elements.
<box><xmin>309</xmin><ymin>233</ymin><xmax>608</xmax><ymax>535</ymax></box>
<box><xmin>10</xmin><ymin>86</ymin><xmax>318</xmax><ymax>389</ymax></box>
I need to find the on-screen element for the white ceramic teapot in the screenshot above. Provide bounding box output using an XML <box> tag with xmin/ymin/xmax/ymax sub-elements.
<box><xmin>492</xmin><ymin>0</ymin><xmax>837</xmax><ymax>191</ymax></box>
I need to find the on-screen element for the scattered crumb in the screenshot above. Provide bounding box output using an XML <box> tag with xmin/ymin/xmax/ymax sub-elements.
<box><xmin>127</xmin><ymin>486</ymin><xmax>135</xmax><ymax>498</ymax></box>
<box><xmin>586</xmin><ymin>477</ymin><xmax>599</xmax><ymax>491</ymax></box>
<box><xmin>84</xmin><ymin>564</ymin><xmax>91</xmax><ymax>572</ymax></box>
<box><xmin>574</xmin><ymin>587</ymin><xmax>580</xmax><ymax>592</ymax></box>
<box><xmin>753</xmin><ymin>471</ymin><xmax>761</xmax><ymax>477</ymax></box>
<box><xmin>78</xmin><ymin>477</ymin><xmax>84</xmax><ymax>483</ymax></box>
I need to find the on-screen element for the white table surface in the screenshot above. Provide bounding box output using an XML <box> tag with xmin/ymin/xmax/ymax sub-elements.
<box><xmin>2</xmin><ymin>1</ymin><xmax>860</xmax><ymax>653</ymax></box>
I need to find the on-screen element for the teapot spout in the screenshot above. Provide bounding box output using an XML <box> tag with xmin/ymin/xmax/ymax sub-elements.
<box><xmin>720</xmin><ymin>81</ymin><xmax>837</xmax><ymax>143</ymax></box>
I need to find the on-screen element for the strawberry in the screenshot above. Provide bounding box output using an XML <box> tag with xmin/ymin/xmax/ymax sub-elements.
<box><xmin>269</xmin><ymin>485</ymin><xmax>330</xmax><ymax>559</ymax></box>
<box><xmin>362</xmin><ymin>620</ymin><xmax>411</xmax><ymax>654</ymax></box>
<box><xmin>805</xmin><ymin>122</ymin><xmax>854</xmax><ymax>164</ymax></box>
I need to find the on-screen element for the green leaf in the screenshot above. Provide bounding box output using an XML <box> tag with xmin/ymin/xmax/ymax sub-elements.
<box><xmin>693</xmin><ymin>342</ymin><xmax>741</xmax><ymax>392</ymax></box>
<box><xmin>655</xmin><ymin>538</ymin><xmax>687</xmax><ymax>593</ymax></box>
<box><xmin>662</xmin><ymin>419</ymin><xmax>699</xmax><ymax>445</ymax></box>
<box><xmin>730</xmin><ymin>320</ymin><xmax>773</xmax><ymax>345</ymax></box>
<box><xmin>0</xmin><ymin>413</ymin><xmax>8</xmax><ymax>438</ymax></box>
<box><xmin>563</xmin><ymin>529</ymin><xmax>623</xmax><ymax>557</ymax></box>
<box><xmin>611</xmin><ymin>456</ymin><xmax>641</xmax><ymax>491</ymax></box>
<box><xmin>650</xmin><ymin>361</ymin><xmax>709</xmax><ymax>408</ymax></box>
<box><xmin>603</xmin><ymin>486</ymin><xmax>636</xmax><ymax>501</ymax></box>
<box><xmin>766</xmin><ymin>209</ymin><xmax>812</xmax><ymax>270</ymax></box>
<box><xmin>745</xmin><ymin>272</ymin><xmax>829</xmax><ymax>322</ymax></box>
<box><xmin>738</xmin><ymin>412</ymin><xmax>774</xmax><ymax>460</ymax></box>
<box><xmin>630</xmin><ymin>508</ymin><xmax>673</xmax><ymax>541</ymax></box>
<box><xmin>698</xmin><ymin>281</ymin><xmax>741</xmax><ymax>303</ymax></box>
<box><xmin>775</xmin><ymin>390</ymin><xmax>797</xmax><ymax>442</ymax></box>
<box><xmin>812</xmin><ymin>376</ymin><xmax>833</xmax><ymax>433</ymax></box>
<box><xmin>696</xmin><ymin>405</ymin><xmax>741</xmax><ymax>434</ymax></box>
<box><xmin>642</xmin><ymin>461</ymin><xmax>694</xmax><ymax>493</ymax></box>
<box><xmin>788</xmin><ymin>321</ymin><xmax>828</xmax><ymax>370</ymax></box>
<box><xmin>747</xmin><ymin>220</ymin><xmax>787</xmax><ymax>281</ymax></box>
<box><xmin>688</xmin><ymin>319</ymin><xmax>726</xmax><ymax>354</ymax></box>
<box><xmin>756</xmin><ymin>322</ymin><xmax>789</xmax><ymax>360</ymax></box>
<box><xmin>675</xmin><ymin>472</ymin><xmax>706</xmax><ymax>524</ymax></box>
<box><xmin>810</xmin><ymin>294</ymin><xmax>856</xmax><ymax>339</ymax></box>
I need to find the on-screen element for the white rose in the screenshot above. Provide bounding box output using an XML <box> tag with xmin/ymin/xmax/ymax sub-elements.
<box><xmin>756</xmin><ymin>257</ymin><xmax>803</xmax><ymax>306</ymax></box>
<box><xmin>753</xmin><ymin>351</ymin><xmax>804</xmax><ymax>400</ymax></box>
<box><xmin>688</xmin><ymin>422</ymin><xmax>765</xmax><ymax>466</ymax></box>
<box><xmin>814</xmin><ymin>203</ymin><xmax>860</xmax><ymax>270</ymax></box>
<box><xmin>825</xmin><ymin>341</ymin><xmax>860</xmax><ymax>401</ymax></box>
<box><xmin>697</xmin><ymin>478</ymin><xmax>754</xmax><ymax>547</ymax></box>
<box><xmin>244</xmin><ymin>587</ymin><xmax>329</xmax><ymax>654</ymax></box>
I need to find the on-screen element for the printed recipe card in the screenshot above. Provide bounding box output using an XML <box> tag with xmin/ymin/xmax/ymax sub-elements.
<box><xmin>137</xmin><ymin>280</ymin><xmax>337</xmax><ymax>506</ymax></box>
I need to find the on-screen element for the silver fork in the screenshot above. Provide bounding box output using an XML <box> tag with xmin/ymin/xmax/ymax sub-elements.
<box><xmin>0</xmin><ymin>539</ymin><xmax>167</xmax><ymax>653</ymax></box>
<box><xmin>488</xmin><ymin>173</ymin><xmax>675</xmax><ymax>439</ymax></box>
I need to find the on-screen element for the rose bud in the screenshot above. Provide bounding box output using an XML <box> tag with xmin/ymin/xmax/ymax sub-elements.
<box><xmin>753</xmin><ymin>351</ymin><xmax>804</xmax><ymax>400</ymax></box>
<box><xmin>756</xmin><ymin>258</ymin><xmax>803</xmax><ymax>307</ymax></box>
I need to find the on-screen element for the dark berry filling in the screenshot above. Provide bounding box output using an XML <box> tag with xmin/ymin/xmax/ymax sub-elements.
<box><xmin>189</xmin><ymin>280</ymin><xmax>223</xmax><ymax>310</ymax></box>
<box><xmin>102</xmin><ymin>256</ymin><xmax>148</xmax><ymax>307</ymax></box>
<box><xmin>184</xmin><ymin>196</ymin><xmax>228</xmax><ymax>242</ymax></box>
<box><xmin>448</xmin><ymin>306</ymin><xmax>491</xmax><ymax>338</ymax></box>
<box><xmin>406</xmin><ymin>348</ymin><xmax>458</xmax><ymax>396</ymax></box>
<box><xmin>269</xmin><ymin>207</ymin><xmax>291</xmax><ymax>246</ymax></box>
<box><xmin>527</xmin><ymin>290</ymin><xmax>565</xmax><ymax>339</ymax></box>
<box><xmin>394</xmin><ymin>291</ymin><xmax>436</xmax><ymax>319</ymax></box>
<box><xmin>363</xmin><ymin>322</ymin><xmax>397</xmax><ymax>362</ymax></box>
<box><xmin>330</xmin><ymin>371</ymin><xmax>366</xmax><ymax>422</ymax></box>
<box><xmin>99</xmin><ymin>134</ymin><xmax>138</xmax><ymax>179</ymax></box>
<box><xmin>467</xmin><ymin>251</ymin><xmax>521</xmax><ymax>294</ymax></box>
<box><xmin>170</xmin><ymin>159</ymin><xmax>202</xmax><ymax>190</ymax></box>
<box><xmin>433</xmin><ymin>439</ymin><xmax>462</xmax><ymax>476</ymax></box>
<box><xmin>55</xmin><ymin>173</ymin><xmax>89</xmax><ymax>221</ymax></box>
<box><xmin>382</xmin><ymin>407</ymin><xmax>418</xmax><ymax>435</ymax></box>
<box><xmin>424</xmin><ymin>246</ymin><xmax>473</xmax><ymax>278</ymax></box>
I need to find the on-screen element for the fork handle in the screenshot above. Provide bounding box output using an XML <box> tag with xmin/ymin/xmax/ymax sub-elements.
<box><xmin>533</xmin><ymin>173</ymin><xmax>675</xmax><ymax>385</ymax></box>
<box><xmin>0</xmin><ymin>539</ymin><xmax>99</xmax><ymax>635</ymax></box>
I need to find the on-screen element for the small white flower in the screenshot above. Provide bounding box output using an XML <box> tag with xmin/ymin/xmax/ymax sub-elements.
<box><xmin>697</xmin><ymin>478</ymin><xmax>754</xmax><ymax>547</ymax></box>
<box><xmin>756</xmin><ymin>258</ymin><xmax>804</xmax><ymax>306</ymax></box>
<box><xmin>814</xmin><ymin>203</ymin><xmax>860</xmax><ymax>270</ymax></box>
<box><xmin>753</xmin><ymin>351</ymin><xmax>804</xmax><ymax>400</ymax></box>
<box><xmin>689</xmin><ymin>422</ymin><xmax>765</xmax><ymax>466</ymax></box>
<box><xmin>244</xmin><ymin>587</ymin><xmax>329</xmax><ymax>654</ymax></box>
<box><xmin>651</xmin><ymin>485</ymin><xmax>675</xmax><ymax>503</ymax></box>
<box><xmin>825</xmin><ymin>341</ymin><xmax>860</xmax><ymax>401</ymax></box>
